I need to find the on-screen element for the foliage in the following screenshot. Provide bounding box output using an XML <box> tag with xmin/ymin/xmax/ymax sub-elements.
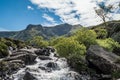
<box><xmin>0</xmin><ymin>42</ymin><xmax>9</xmax><ymax>58</ymax></box>
<box><xmin>112</xmin><ymin>70</ymin><xmax>120</xmax><ymax>79</ymax></box>
<box><xmin>49</xmin><ymin>37</ymin><xmax>66</xmax><ymax>46</ymax></box>
<box><xmin>28</xmin><ymin>36</ymin><xmax>49</xmax><ymax>48</ymax></box>
<box><xmin>54</xmin><ymin>37</ymin><xmax>86</xmax><ymax>58</ymax></box>
<box><xmin>96</xmin><ymin>38</ymin><xmax>120</xmax><ymax>52</ymax></box>
<box><xmin>75</xmin><ymin>28</ymin><xmax>97</xmax><ymax>48</ymax></box>
<box><xmin>94</xmin><ymin>28</ymin><xmax>108</xmax><ymax>39</ymax></box>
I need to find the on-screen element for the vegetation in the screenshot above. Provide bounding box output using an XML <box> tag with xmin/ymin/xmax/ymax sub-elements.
<box><xmin>75</xmin><ymin>28</ymin><xmax>97</xmax><ymax>48</ymax></box>
<box><xmin>54</xmin><ymin>37</ymin><xmax>86</xmax><ymax>58</ymax></box>
<box><xmin>0</xmin><ymin>42</ymin><xmax>9</xmax><ymax>58</ymax></box>
<box><xmin>96</xmin><ymin>38</ymin><xmax>120</xmax><ymax>52</ymax></box>
<box><xmin>94</xmin><ymin>28</ymin><xmax>108</xmax><ymax>39</ymax></box>
<box><xmin>27</xmin><ymin>36</ymin><xmax>49</xmax><ymax>48</ymax></box>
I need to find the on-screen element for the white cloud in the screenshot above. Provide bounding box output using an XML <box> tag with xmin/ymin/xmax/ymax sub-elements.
<box><xmin>27</xmin><ymin>5</ymin><xmax>34</xmax><ymax>10</ymax></box>
<box><xmin>42</xmin><ymin>14</ymin><xmax>58</xmax><ymax>26</ymax></box>
<box><xmin>30</xmin><ymin>0</ymin><xmax>120</xmax><ymax>26</ymax></box>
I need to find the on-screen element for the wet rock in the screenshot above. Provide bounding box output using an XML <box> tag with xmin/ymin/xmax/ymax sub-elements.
<box><xmin>46</xmin><ymin>47</ymin><xmax>55</xmax><ymax>53</ymax></box>
<box><xmin>46</xmin><ymin>62</ymin><xmax>60</xmax><ymax>70</ymax></box>
<box><xmin>35</xmin><ymin>49</ymin><xmax>50</xmax><ymax>56</ymax></box>
<box><xmin>0</xmin><ymin>60</ymin><xmax>24</xmax><ymax>79</ymax></box>
<box><xmin>38</xmin><ymin>56</ymin><xmax>52</xmax><ymax>60</ymax></box>
<box><xmin>38</xmin><ymin>66</ymin><xmax>47</xmax><ymax>70</ymax></box>
<box><xmin>66</xmin><ymin>71</ymin><xmax>83</xmax><ymax>80</ymax></box>
<box><xmin>4</xmin><ymin>53</ymin><xmax>37</xmax><ymax>65</ymax></box>
<box><xmin>54</xmin><ymin>53</ymin><xmax>59</xmax><ymax>57</ymax></box>
<box><xmin>86</xmin><ymin>45</ymin><xmax>120</xmax><ymax>74</ymax></box>
<box><xmin>23</xmin><ymin>72</ymin><xmax>37</xmax><ymax>80</ymax></box>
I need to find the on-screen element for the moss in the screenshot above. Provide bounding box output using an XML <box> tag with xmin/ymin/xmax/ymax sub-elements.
<box><xmin>112</xmin><ymin>70</ymin><xmax>120</xmax><ymax>79</ymax></box>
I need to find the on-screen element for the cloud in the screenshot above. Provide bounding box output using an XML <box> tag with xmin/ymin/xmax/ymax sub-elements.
<box><xmin>42</xmin><ymin>14</ymin><xmax>58</xmax><ymax>26</ymax></box>
<box><xmin>30</xmin><ymin>0</ymin><xmax>120</xmax><ymax>26</ymax></box>
<box><xmin>27</xmin><ymin>5</ymin><xmax>34</xmax><ymax>10</ymax></box>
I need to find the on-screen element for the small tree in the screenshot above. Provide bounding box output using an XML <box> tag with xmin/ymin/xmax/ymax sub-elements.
<box><xmin>75</xmin><ymin>28</ymin><xmax>97</xmax><ymax>48</ymax></box>
<box><xmin>94</xmin><ymin>2</ymin><xmax>113</xmax><ymax>27</ymax></box>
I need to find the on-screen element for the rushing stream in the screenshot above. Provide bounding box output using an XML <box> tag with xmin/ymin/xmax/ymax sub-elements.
<box><xmin>11</xmin><ymin>49</ymin><xmax>89</xmax><ymax>80</ymax></box>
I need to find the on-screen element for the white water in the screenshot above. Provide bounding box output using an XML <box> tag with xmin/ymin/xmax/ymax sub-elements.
<box><xmin>12</xmin><ymin>52</ymin><xmax>88</xmax><ymax>80</ymax></box>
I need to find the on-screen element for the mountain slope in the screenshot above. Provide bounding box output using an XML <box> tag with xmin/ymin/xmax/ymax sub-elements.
<box><xmin>0</xmin><ymin>23</ymin><xmax>81</xmax><ymax>41</ymax></box>
<box><xmin>91</xmin><ymin>20</ymin><xmax>120</xmax><ymax>43</ymax></box>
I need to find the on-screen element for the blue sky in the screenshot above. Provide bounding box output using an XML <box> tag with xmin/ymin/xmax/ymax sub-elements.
<box><xmin>0</xmin><ymin>0</ymin><xmax>62</xmax><ymax>31</ymax></box>
<box><xmin>0</xmin><ymin>0</ymin><xmax>120</xmax><ymax>31</ymax></box>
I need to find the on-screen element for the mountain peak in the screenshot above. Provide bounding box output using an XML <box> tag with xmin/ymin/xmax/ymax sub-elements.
<box><xmin>26</xmin><ymin>24</ymin><xmax>43</xmax><ymax>30</ymax></box>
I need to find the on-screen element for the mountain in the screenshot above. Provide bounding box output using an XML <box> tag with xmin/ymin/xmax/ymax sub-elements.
<box><xmin>0</xmin><ymin>23</ymin><xmax>82</xmax><ymax>41</ymax></box>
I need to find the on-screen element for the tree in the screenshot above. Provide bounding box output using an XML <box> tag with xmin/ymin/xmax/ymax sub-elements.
<box><xmin>75</xmin><ymin>28</ymin><xmax>97</xmax><ymax>48</ymax></box>
<box><xmin>94</xmin><ymin>2</ymin><xmax>113</xmax><ymax>27</ymax></box>
<box><xmin>55</xmin><ymin>38</ymin><xmax>86</xmax><ymax>58</ymax></box>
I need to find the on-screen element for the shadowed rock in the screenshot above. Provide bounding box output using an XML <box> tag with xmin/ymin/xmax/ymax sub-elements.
<box><xmin>86</xmin><ymin>45</ymin><xmax>120</xmax><ymax>74</ymax></box>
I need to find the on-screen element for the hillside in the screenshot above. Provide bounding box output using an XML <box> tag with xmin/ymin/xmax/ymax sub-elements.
<box><xmin>0</xmin><ymin>23</ymin><xmax>81</xmax><ymax>41</ymax></box>
<box><xmin>91</xmin><ymin>20</ymin><xmax>120</xmax><ymax>43</ymax></box>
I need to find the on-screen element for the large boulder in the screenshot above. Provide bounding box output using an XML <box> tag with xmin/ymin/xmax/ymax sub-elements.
<box><xmin>23</xmin><ymin>72</ymin><xmax>37</xmax><ymax>80</ymax></box>
<box><xmin>86</xmin><ymin>45</ymin><xmax>120</xmax><ymax>74</ymax></box>
<box><xmin>34</xmin><ymin>48</ymin><xmax>50</xmax><ymax>56</ymax></box>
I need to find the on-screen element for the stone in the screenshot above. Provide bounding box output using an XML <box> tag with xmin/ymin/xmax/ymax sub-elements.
<box><xmin>86</xmin><ymin>45</ymin><xmax>120</xmax><ymax>74</ymax></box>
<box><xmin>38</xmin><ymin>56</ymin><xmax>52</xmax><ymax>60</ymax></box>
<box><xmin>23</xmin><ymin>72</ymin><xmax>37</xmax><ymax>80</ymax></box>
<box><xmin>46</xmin><ymin>62</ymin><xmax>60</xmax><ymax>70</ymax></box>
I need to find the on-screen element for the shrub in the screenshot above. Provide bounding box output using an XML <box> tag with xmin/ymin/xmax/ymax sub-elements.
<box><xmin>0</xmin><ymin>42</ymin><xmax>9</xmax><ymax>58</ymax></box>
<box><xmin>55</xmin><ymin>38</ymin><xmax>86</xmax><ymax>58</ymax></box>
<box><xmin>75</xmin><ymin>28</ymin><xmax>97</xmax><ymax>48</ymax></box>
<box><xmin>94</xmin><ymin>28</ymin><xmax>108</xmax><ymax>39</ymax></box>
<box><xmin>96</xmin><ymin>38</ymin><xmax>120</xmax><ymax>52</ymax></box>
<box><xmin>28</xmin><ymin>36</ymin><xmax>49</xmax><ymax>48</ymax></box>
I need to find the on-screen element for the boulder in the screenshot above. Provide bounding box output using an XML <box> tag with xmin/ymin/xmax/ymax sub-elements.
<box><xmin>46</xmin><ymin>62</ymin><xmax>60</xmax><ymax>70</ymax></box>
<box><xmin>35</xmin><ymin>49</ymin><xmax>50</xmax><ymax>56</ymax></box>
<box><xmin>86</xmin><ymin>45</ymin><xmax>120</xmax><ymax>74</ymax></box>
<box><xmin>38</xmin><ymin>56</ymin><xmax>52</xmax><ymax>60</ymax></box>
<box><xmin>3</xmin><ymin>53</ymin><xmax>37</xmax><ymax>65</ymax></box>
<box><xmin>0</xmin><ymin>61</ymin><xmax>24</xmax><ymax>79</ymax></box>
<box><xmin>23</xmin><ymin>72</ymin><xmax>37</xmax><ymax>80</ymax></box>
<box><xmin>46</xmin><ymin>47</ymin><xmax>55</xmax><ymax>53</ymax></box>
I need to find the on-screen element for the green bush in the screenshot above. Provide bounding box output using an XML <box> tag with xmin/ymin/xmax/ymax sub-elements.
<box><xmin>94</xmin><ymin>28</ymin><xmax>108</xmax><ymax>39</ymax></box>
<box><xmin>0</xmin><ymin>42</ymin><xmax>9</xmax><ymax>58</ymax></box>
<box><xmin>75</xmin><ymin>28</ymin><xmax>97</xmax><ymax>48</ymax></box>
<box><xmin>96</xmin><ymin>38</ymin><xmax>120</xmax><ymax>52</ymax></box>
<box><xmin>28</xmin><ymin>36</ymin><xmax>49</xmax><ymax>48</ymax></box>
<box><xmin>49</xmin><ymin>37</ymin><xmax>66</xmax><ymax>46</ymax></box>
<box><xmin>55</xmin><ymin>38</ymin><xmax>86</xmax><ymax>58</ymax></box>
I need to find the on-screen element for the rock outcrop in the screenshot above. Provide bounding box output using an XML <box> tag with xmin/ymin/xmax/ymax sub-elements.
<box><xmin>86</xmin><ymin>45</ymin><xmax>120</xmax><ymax>74</ymax></box>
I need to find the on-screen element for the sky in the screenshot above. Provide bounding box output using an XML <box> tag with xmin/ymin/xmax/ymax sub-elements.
<box><xmin>0</xmin><ymin>0</ymin><xmax>120</xmax><ymax>31</ymax></box>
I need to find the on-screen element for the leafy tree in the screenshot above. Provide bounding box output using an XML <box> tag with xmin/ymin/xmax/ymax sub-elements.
<box><xmin>94</xmin><ymin>2</ymin><xmax>113</xmax><ymax>27</ymax></box>
<box><xmin>75</xmin><ymin>28</ymin><xmax>97</xmax><ymax>48</ymax></box>
<box><xmin>55</xmin><ymin>38</ymin><xmax>86</xmax><ymax>58</ymax></box>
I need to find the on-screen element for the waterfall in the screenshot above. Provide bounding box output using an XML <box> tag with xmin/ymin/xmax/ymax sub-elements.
<box><xmin>12</xmin><ymin>51</ymin><xmax>89</xmax><ymax>80</ymax></box>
